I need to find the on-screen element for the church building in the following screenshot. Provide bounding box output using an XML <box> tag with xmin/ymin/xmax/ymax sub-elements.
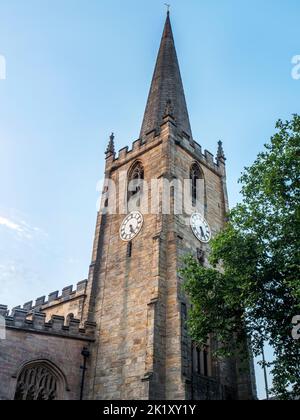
<box><xmin>0</xmin><ymin>13</ymin><xmax>256</xmax><ymax>401</ymax></box>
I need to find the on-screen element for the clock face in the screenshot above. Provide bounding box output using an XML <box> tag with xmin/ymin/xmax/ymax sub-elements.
<box><xmin>120</xmin><ymin>211</ymin><xmax>144</xmax><ymax>242</ymax></box>
<box><xmin>190</xmin><ymin>213</ymin><xmax>211</xmax><ymax>243</ymax></box>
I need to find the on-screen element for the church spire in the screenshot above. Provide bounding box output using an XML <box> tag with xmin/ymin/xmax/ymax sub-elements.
<box><xmin>139</xmin><ymin>12</ymin><xmax>192</xmax><ymax>140</ymax></box>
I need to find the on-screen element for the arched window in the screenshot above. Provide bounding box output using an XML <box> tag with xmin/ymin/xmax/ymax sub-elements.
<box><xmin>14</xmin><ymin>361</ymin><xmax>65</xmax><ymax>401</ymax></box>
<box><xmin>66</xmin><ymin>313</ymin><xmax>74</xmax><ymax>325</ymax></box>
<box><xmin>193</xmin><ymin>340</ymin><xmax>212</xmax><ymax>378</ymax></box>
<box><xmin>127</xmin><ymin>161</ymin><xmax>144</xmax><ymax>202</ymax></box>
<box><xmin>190</xmin><ymin>163</ymin><xmax>203</xmax><ymax>207</ymax></box>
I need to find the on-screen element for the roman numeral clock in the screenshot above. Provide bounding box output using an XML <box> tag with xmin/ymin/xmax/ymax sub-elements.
<box><xmin>120</xmin><ymin>211</ymin><xmax>144</xmax><ymax>242</ymax></box>
<box><xmin>119</xmin><ymin>211</ymin><xmax>211</xmax><ymax>245</ymax></box>
<box><xmin>190</xmin><ymin>212</ymin><xmax>212</xmax><ymax>244</ymax></box>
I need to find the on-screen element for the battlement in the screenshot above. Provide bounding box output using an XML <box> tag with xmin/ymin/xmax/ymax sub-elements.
<box><xmin>109</xmin><ymin>130</ymin><xmax>162</xmax><ymax>169</ymax></box>
<box><xmin>17</xmin><ymin>279</ymin><xmax>88</xmax><ymax>313</ymax></box>
<box><xmin>0</xmin><ymin>305</ymin><xmax>96</xmax><ymax>341</ymax></box>
<box><xmin>107</xmin><ymin>119</ymin><xmax>225</xmax><ymax>177</ymax></box>
<box><xmin>174</xmin><ymin>130</ymin><xmax>226</xmax><ymax>176</ymax></box>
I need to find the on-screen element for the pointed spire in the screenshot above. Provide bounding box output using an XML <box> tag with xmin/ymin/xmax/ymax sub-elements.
<box><xmin>217</xmin><ymin>141</ymin><xmax>226</xmax><ymax>162</ymax></box>
<box><xmin>139</xmin><ymin>13</ymin><xmax>192</xmax><ymax>140</ymax></box>
<box><xmin>106</xmin><ymin>133</ymin><xmax>115</xmax><ymax>157</ymax></box>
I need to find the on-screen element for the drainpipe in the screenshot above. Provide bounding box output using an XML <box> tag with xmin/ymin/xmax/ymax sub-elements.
<box><xmin>191</xmin><ymin>344</ymin><xmax>194</xmax><ymax>400</ymax></box>
<box><xmin>261</xmin><ymin>343</ymin><xmax>269</xmax><ymax>401</ymax></box>
<box><xmin>80</xmin><ymin>347</ymin><xmax>90</xmax><ymax>401</ymax></box>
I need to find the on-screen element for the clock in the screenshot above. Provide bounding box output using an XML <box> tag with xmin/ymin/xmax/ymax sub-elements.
<box><xmin>190</xmin><ymin>213</ymin><xmax>211</xmax><ymax>243</ymax></box>
<box><xmin>120</xmin><ymin>211</ymin><xmax>144</xmax><ymax>242</ymax></box>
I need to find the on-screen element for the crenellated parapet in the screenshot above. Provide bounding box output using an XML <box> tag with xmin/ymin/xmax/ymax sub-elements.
<box><xmin>15</xmin><ymin>279</ymin><xmax>88</xmax><ymax>313</ymax></box>
<box><xmin>105</xmin><ymin>120</ymin><xmax>226</xmax><ymax>178</ymax></box>
<box><xmin>0</xmin><ymin>305</ymin><xmax>96</xmax><ymax>341</ymax></box>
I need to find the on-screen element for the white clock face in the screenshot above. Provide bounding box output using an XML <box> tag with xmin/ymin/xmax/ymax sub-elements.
<box><xmin>120</xmin><ymin>211</ymin><xmax>144</xmax><ymax>242</ymax></box>
<box><xmin>190</xmin><ymin>213</ymin><xmax>211</xmax><ymax>243</ymax></box>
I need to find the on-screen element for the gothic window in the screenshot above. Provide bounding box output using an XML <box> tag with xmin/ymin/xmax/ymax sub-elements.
<box><xmin>14</xmin><ymin>361</ymin><xmax>64</xmax><ymax>401</ymax></box>
<box><xmin>194</xmin><ymin>342</ymin><xmax>212</xmax><ymax>378</ymax></box>
<box><xmin>190</xmin><ymin>163</ymin><xmax>203</xmax><ymax>207</ymax></box>
<box><xmin>127</xmin><ymin>161</ymin><xmax>144</xmax><ymax>202</ymax></box>
<box><xmin>203</xmin><ymin>346</ymin><xmax>209</xmax><ymax>377</ymax></box>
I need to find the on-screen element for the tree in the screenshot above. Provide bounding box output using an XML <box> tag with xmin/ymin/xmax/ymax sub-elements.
<box><xmin>181</xmin><ymin>115</ymin><xmax>300</xmax><ymax>400</ymax></box>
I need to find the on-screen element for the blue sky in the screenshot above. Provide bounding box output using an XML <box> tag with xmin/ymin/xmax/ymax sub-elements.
<box><xmin>0</xmin><ymin>0</ymin><xmax>299</xmax><ymax>400</ymax></box>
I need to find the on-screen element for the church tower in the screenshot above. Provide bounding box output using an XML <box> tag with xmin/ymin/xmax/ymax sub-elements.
<box><xmin>84</xmin><ymin>13</ymin><xmax>255</xmax><ymax>400</ymax></box>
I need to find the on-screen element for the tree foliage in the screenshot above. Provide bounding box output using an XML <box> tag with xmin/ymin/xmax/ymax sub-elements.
<box><xmin>181</xmin><ymin>115</ymin><xmax>300</xmax><ymax>400</ymax></box>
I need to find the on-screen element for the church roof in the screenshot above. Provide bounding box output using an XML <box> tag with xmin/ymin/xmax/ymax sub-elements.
<box><xmin>140</xmin><ymin>12</ymin><xmax>192</xmax><ymax>140</ymax></box>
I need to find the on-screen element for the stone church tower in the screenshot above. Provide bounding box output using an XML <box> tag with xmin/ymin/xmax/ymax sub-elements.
<box><xmin>83</xmin><ymin>13</ymin><xmax>256</xmax><ymax>401</ymax></box>
<box><xmin>0</xmin><ymin>12</ymin><xmax>256</xmax><ymax>401</ymax></box>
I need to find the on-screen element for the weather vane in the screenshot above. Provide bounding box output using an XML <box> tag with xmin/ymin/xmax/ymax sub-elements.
<box><xmin>164</xmin><ymin>3</ymin><xmax>171</xmax><ymax>13</ymax></box>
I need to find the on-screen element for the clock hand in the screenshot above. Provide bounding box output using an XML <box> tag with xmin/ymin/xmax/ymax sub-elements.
<box><xmin>200</xmin><ymin>226</ymin><xmax>204</xmax><ymax>237</ymax></box>
<box><xmin>129</xmin><ymin>224</ymin><xmax>134</xmax><ymax>234</ymax></box>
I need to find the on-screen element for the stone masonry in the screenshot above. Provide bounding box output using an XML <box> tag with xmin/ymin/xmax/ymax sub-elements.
<box><xmin>0</xmin><ymin>305</ymin><xmax>96</xmax><ymax>400</ymax></box>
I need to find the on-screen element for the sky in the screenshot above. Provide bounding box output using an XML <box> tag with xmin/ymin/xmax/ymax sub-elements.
<box><xmin>0</xmin><ymin>0</ymin><xmax>299</xmax><ymax>400</ymax></box>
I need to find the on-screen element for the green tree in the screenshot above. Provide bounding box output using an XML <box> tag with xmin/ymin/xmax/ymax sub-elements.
<box><xmin>181</xmin><ymin>115</ymin><xmax>300</xmax><ymax>400</ymax></box>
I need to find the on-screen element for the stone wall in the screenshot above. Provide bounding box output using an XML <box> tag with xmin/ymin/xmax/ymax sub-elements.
<box><xmin>83</xmin><ymin>117</ymin><xmax>254</xmax><ymax>400</ymax></box>
<box><xmin>0</xmin><ymin>306</ymin><xmax>96</xmax><ymax>400</ymax></box>
<box><xmin>86</xmin><ymin>128</ymin><xmax>168</xmax><ymax>400</ymax></box>
<box><xmin>14</xmin><ymin>280</ymin><xmax>89</xmax><ymax>324</ymax></box>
